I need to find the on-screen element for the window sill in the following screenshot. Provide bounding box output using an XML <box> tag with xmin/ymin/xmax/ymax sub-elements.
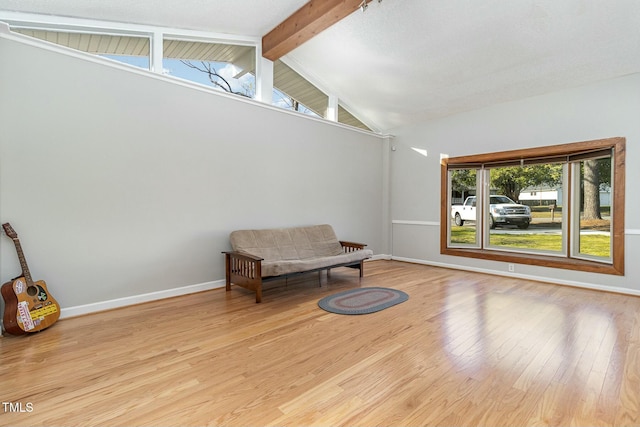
<box><xmin>441</xmin><ymin>247</ymin><xmax>624</xmax><ymax>276</ymax></box>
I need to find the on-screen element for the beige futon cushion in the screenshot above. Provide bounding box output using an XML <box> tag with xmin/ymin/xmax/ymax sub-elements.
<box><xmin>229</xmin><ymin>224</ymin><xmax>372</xmax><ymax>277</ymax></box>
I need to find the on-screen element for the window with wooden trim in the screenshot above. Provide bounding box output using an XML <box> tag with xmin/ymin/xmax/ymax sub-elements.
<box><xmin>441</xmin><ymin>137</ymin><xmax>625</xmax><ymax>275</ymax></box>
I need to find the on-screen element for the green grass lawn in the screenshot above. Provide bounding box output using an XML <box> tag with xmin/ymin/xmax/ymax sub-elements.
<box><xmin>450</xmin><ymin>226</ymin><xmax>610</xmax><ymax>257</ymax></box>
<box><xmin>489</xmin><ymin>233</ymin><xmax>563</xmax><ymax>251</ymax></box>
<box><xmin>530</xmin><ymin>206</ymin><xmax>611</xmax><ymax>219</ymax></box>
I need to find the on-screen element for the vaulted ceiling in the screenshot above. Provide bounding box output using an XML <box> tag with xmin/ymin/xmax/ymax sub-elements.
<box><xmin>2</xmin><ymin>0</ymin><xmax>640</xmax><ymax>132</ymax></box>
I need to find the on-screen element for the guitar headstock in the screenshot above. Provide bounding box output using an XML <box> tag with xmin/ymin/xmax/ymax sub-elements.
<box><xmin>2</xmin><ymin>223</ymin><xmax>18</xmax><ymax>239</ymax></box>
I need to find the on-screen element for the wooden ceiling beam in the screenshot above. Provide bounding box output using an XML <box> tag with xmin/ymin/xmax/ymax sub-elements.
<box><xmin>262</xmin><ymin>0</ymin><xmax>373</xmax><ymax>61</ymax></box>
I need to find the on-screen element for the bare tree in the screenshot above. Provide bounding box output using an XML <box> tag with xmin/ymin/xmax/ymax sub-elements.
<box><xmin>183</xmin><ymin>60</ymin><xmax>316</xmax><ymax>116</ymax></box>
<box><xmin>273</xmin><ymin>89</ymin><xmax>314</xmax><ymax>115</ymax></box>
<box><xmin>180</xmin><ymin>60</ymin><xmax>251</xmax><ymax>97</ymax></box>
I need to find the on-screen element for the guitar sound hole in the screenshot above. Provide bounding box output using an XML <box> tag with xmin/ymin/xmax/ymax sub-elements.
<box><xmin>27</xmin><ymin>286</ymin><xmax>38</xmax><ymax>296</ymax></box>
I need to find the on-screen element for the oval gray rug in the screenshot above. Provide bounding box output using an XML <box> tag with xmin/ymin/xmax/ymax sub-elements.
<box><xmin>318</xmin><ymin>287</ymin><xmax>409</xmax><ymax>315</ymax></box>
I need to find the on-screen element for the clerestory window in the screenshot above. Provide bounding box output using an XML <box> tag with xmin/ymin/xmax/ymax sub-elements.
<box><xmin>441</xmin><ymin>137</ymin><xmax>625</xmax><ymax>275</ymax></box>
<box><xmin>161</xmin><ymin>39</ymin><xmax>256</xmax><ymax>98</ymax></box>
<box><xmin>8</xmin><ymin>23</ymin><xmax>372</xmax><ymax>131</ymax></box>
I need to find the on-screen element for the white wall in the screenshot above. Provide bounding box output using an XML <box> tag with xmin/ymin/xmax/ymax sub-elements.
<box><xmin>0</xmin><ymin>32</ymin><xmax>387</xmax><ymax>315</ymax></box>
<box><xmin>389</xmin><ymin>73</ymin><xmax>640</xmax><ymax>294</ymax></box>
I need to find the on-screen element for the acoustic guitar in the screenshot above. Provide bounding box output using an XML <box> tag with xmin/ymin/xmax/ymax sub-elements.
<box><xmin>1</xmin><ymin>223</ymin><xmax>60</xmax><ymax>335</ymax></box>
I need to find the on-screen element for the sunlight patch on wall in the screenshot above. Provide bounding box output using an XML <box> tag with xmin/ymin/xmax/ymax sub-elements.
<box><xmin>411</xmin><ymin>147</ymin><xmax>428</xmax><ymax>157</ymax></box>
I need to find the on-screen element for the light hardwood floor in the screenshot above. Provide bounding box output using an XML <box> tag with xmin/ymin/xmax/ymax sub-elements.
<box><xmin>1</xmin><ymin>260</ymin><xmax>639</xmax><ymax>426</ymax></box>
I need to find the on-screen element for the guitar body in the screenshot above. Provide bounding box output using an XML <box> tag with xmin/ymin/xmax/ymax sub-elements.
<box><xmin>1</xmin><ymin>277</ymin><xmax>60</xmax><ymax>335</ymax></box>
<box><xmin>1</xmin><ymin>223</ymin><xmax>60</xmax><ymax>335</ymax></box>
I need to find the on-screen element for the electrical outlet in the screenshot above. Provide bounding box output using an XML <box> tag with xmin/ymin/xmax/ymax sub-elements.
<box><xmin>508</xmin><ymin>263</ymin><xmax>515</xmax><ymax>272</ymax></box>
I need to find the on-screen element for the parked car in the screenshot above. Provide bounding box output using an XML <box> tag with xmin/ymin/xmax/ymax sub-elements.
<box><xmin>451</xmin><ymin>195</ymin><xmax>532</xmax><ymax>229</ymax></box>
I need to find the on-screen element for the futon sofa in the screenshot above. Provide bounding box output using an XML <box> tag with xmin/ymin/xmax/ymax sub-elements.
<box><xmin>223</xmin><ymin>224</ymin><xmax>373</xmax><ymax>302</ymax></box>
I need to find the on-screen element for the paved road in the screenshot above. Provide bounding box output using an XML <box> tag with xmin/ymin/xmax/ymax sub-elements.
<box><xmin>491</xmin><ymin>227</ymin><xmax>609</xmax><ymax>236</ymax></box>
<box><xmin>454</xmin><ymin>220</ymin><xmax>610</xmax><ymax>236</ymax></box>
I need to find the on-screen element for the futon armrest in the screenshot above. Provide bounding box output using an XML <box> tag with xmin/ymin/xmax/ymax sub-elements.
<box><xmin>222</xmin><ymin>251</ymin><xmax>264</xmax><ymax>262</ymax></box>
<box><xmin>223</xmin><ymin>251</ymin><xmax>264</xmax><ymax>303</ymax></box>
<box><xmin>340</xmin><ymin>241</ymin><xmax>367</xmax><ymax>251</ymax></box>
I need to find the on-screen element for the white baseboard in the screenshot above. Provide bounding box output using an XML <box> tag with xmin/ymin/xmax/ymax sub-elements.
<box><xmin>60</xmin><ymin>280</ymin><xmax>226</xmax><ymax>319</ymax></box>
<box><xmin>59</xmin><ymin>258</ymin><xmax>391</xmax><ymax>319</ymax></box>
<box><xmin>369</xmin><ymin>254</ymin><xmax>392</xmax><ymax>261</ymax></box>
<box><xmin>57</xmin><ymin>251</ymin><xmax>638</xmax><ymax>320</ymax></box>
<box><xmin>391</xmin><ymin>256</ymin><xmax>640</xmax><ymax>297</ymax></box>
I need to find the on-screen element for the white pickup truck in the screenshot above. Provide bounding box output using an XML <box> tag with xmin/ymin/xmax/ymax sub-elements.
<box><xmin>451</xmin><ymin>195</ymin><xmax>532</xmax><ymax>229</ymax></box>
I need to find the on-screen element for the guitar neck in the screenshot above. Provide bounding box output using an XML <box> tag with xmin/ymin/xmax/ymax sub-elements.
<box><xmin>12</xmin><ymin>238</ymin><xmax>34</xmax><ymax>285</ymax></box>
